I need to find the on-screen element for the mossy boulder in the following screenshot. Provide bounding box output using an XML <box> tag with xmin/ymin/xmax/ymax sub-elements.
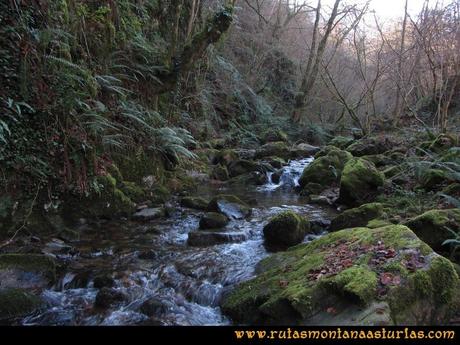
<box><xmin>420</xmin><ymin>169</ymin><xmax>452</xmax><ymax>190</ymax></box>
<box><xmin>346</xmin><ymin>137</ymin><xmax>395</xmax><ymax>157</ymax></box>
<box><xmin>329</xmin><ymin>136</ymin><xmax>355</xmax><ymax>149</ymax></box>
<box><xmin>222</xmin><ymin>225</ymin><xmax>459</xmax><ymax>325</ymax></box>
<box><xmin>207</xmin><ymin>195</ymin><xmax>251</xmax><ymax>219</ymax></box>
<box><xmin>0</xmin><ymin>254</ymin><xmax>56</xmax><ymax>289</ymax></box>
<box><xmin>290</xmin><ymin>143</ymin><xmax>320</xmax><ymax>158</ymax></box>
<box><xmin>262</xmin><ymin>129</ymin><xmax>288</xmax><ymax>143</ymax></box>
<box><xmin>0</xmin><ymin>288</ymin><xmax>43</xmax><ymax>321</ymax></box>
<box><xmin>211</xmin><ymin>149</ymin><xmax>238</xmax><ymax>166</ymax></box>
<box><xmin>267</xmin><ymin>157</ymin><xmax>286</xmax><ymax>169</ymax></box>
<box><xmin>263</xmin><ymin>211</ymin><xmax>310</xmax><ymax>250</ymax></box>
<box><xmin>330</xmin><ymin>203</ymin><xmax>384</xmax><ymax>231</ymax></box>
<box><xmin>299</xmin><ymin>148</ymin><xmax>352</xmax><ymax>191</ymax></box>
<box><xmin>313</xmin><ymin>145</ymin><xmax>342</xmax><ymax>159</ymax></box>
<box><xmin>229</xmin><ymin>171</ymin><xmax>268</xmax><ymax>186</ymax></box>
<box><xmin>255</xmin><ymin>142</ymin><xmax>290</xmax><ymax>160</ymax></box>
<box><xmin>338</xmin><ymin>158</ymin><xmax>385</xmax><ymax>207</ymax></box>
<box><xmin>180</xmin><ymin>196</ymin><xmax>209</xmax><ymax>211</ymax></box>
<box><xmin>210</xmin><ymin>165</ymin><xmax>230</xmax><ymax>181</ymax></box>
<box><xmin>405</xmin><ymin>209</ymin><xmax>460</xmax><ymax>251</ymax></box>
<box><xmin>199</xmin><ymin>212</ymin><xmax>230</xmax><ymax>229</ymax></box>
<box><xmin>228</xmin><ymin>160</ymin><xmax>264</xmax><ymax>177</ymax></box>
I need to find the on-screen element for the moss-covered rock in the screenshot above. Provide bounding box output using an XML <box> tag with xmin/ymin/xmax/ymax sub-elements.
<box><xmin>262</xmin><ymin>129</ymin><xmax>288</xmax><ymax>144</ymax></box>
<box><xmin>199</xmin><ymin>212</ymin><xmax>229</xmax><ymax>229</ymax></box>
<box><xmin>329</xmin><ymin>136</ymin><xmax>355</xmax><ymax>149</ymax></box>
<box><xmin>211</xmin><ymin>149</ymin><xmax>238</xmax><ymax>166</ymax></box>
<box><xmin>346</xmin><ymin>137</ymin><xmax>395</xmax><ymax>157</ymax></box>
<box><xmin>290</xmin><ymin>143</ymin><xmax>320</xmax><ymax>158</ymax></box>
<box><xmin>299</xmin><ymin>148</ymin><xmax>352</xmax><ymax>191</ymax></box>
<box><xmin>119</xmin><ymin>181</ymin><xmax>146</xmax><ymax>203</ymax></box>
<box><xmin>210</xmin><ymin>164</ymin><xmax>230</xmax><ymax>181</ymax></box>
<box><xmin>338</xmin><ymin>158</ymin><xmax>385</xmax><ymax>207</ymax></box>
<box><xmin>207</xmin><ymin>194</ymin><xmax>251</xmax><ymax>219</ymax></box>
<box><xmin>222</xmin><ymin>225</ymin><xmax>459</xmax><ymax>325</ymax></box>
<box><xmin>0</xmin><ymin>288</ymin><xmax>43</xmax><ymax>321</ymax></box>
<box><xmin>313</xmin><ymin>145</ymin><xmax>342</xmax><ymax>159</ymax></box>
<box><xmin>180</xmin><ymin>196</ymin><xmax>209</xmax><ymax>211</ymax></box>
<box><xmin>229</xmin><ymin>171</ymin><xmax>268</xmax><ymax>186</ymax></box>
<box><xmin>0</xmin><ymin>254</ymin><xmax>56</xmax><ymax>289</ymax></box>
<box><xmin>255</xmin><ymin>142</ymin><xmax>290</xmax><ymax>160</ymax></box>
<box><xmin>330</xmin><ymin>203</ymin><xmax>384</xmax><ymax>231</ymax></box>
<box><xmin>263</xmin><ymin>211</ymin><xmax>310</xmax><ymax>250</ymax></box>
<box><xmin>227</xmin><ymin>160</ymin><xmax>264</xmax><ymax>177</ymax></box>
<box><xmin>405</xmin><ymin>209</ymin><xmax>460</xmax><ymax>251</ymax></box>
<box><xmin>267</xmin><ymin>157</ymin><xmax>286</xmax><ymax>169</ymax></box>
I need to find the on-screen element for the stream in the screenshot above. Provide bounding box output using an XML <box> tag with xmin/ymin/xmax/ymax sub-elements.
<box><xmin>21</xmin><ymin>157</ymin><xmax>335</xmax><ymax>325</ymax></box>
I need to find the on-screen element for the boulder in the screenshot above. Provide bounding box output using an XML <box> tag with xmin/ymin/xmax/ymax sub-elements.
<box><xmin>229</xmin><ymin>171</ymin><xmax>268</xmax><ymax>186</ymax></box>
<box><xmin>338</xmin><ymin>158</ymin><xmax>385</xmax><ymax>207</ymax></box>
<box><xmin>187</xmin><ymin>230</ymin><xmax>247</xmax><ymax>247</ymax></box>
<box><xmin>290</xmin><ymin>143</ymin><xmax>320</xmax><ymax>158</ymax></box>
<box><xmin>330</xmin><ymin>203</ymin><xmax>384</xmax><ymax>231</ymax></box>
<box><xmin>211</xmin><ymin>149</ymin><xmax>238</xmax><ymax>166</ymax></box>
<box><xmin>0</xmin><ymin>254</ymin><xmax>56</xmax><ymax>290</ymax></box>
<box><xmin>266</xmin><ymin>157</ymin><xmax>286</xmax><ymax>169</ymax></box>
<box><xmin>132</xmin><ymin>207</ymin><xmax>166</xmax><ymax>221</ymax></box>
<box><xmin>299</xmin><ymin>148</ymin><xmax>352</xmax><ymax>191</ymax></box>
<box><xmin>140</xmin><ymin>297</ymin><xmax>170</xmax><ymax>317</ymax></box>
<box><xmin>93</xmin><ymin>274</ymin><xmax>115</xmax><ymax>289</ymax></box>
<box><xmin>405</xmin><ymin>209</ymin><xmax>460</xmax><ymax>251</ymax></box>
<box><xmin>329</xmin><ymin>136</ymin><xmax>354</xmax><ymax>149</ymax></box>
<box><xmin>0</xmin><ymin>288</ymin><xmax>43</xmax><ymax>321</ymax></box>
<box><xmin>199</xmin><ymin>212</ymin><xmax>230</xmax><ymax>229</ymax></box>
<box><xmin>207</xmin><ymin>195</ymin><xmax>252</xmax><ymax>219</ymax></box>
<box><xmin>228</xmin><ymin>160</ymin><xmax>264</xmax><ymax>178</ymax></box>
<box><xmin>94</xmin><ymin>287</ymin><xmax>126</xmax><ymax>308</ymax></box>
<box><xmin>262</xmin><ymin>129</ymin><xmax>288</xmax><ymax>143</ymax></box>
<box><xmin>180</xmin><ymin>196</ymin><xmax>209</xmax><ymax>211</ymax></box>
<box><xmin>346</xmin><ymin>137</ymin><xmax>395</xmax><ymax>157</ymax></box>
<box><xmin>255</xmin><ymin>142</ymin><xmax>290</xmax><ymax>160</ymax></box>
<box><xmin>222</xmin><ymin>225</ymin><xmax>459</xmax><ymax>325</ymax></box>
<box><xmin>263</xmin><ymin>211</ymin><xmax>310</xmax><ymax>250</ymax></box>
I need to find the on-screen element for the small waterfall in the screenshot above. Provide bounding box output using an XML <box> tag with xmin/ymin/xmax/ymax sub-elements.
<box><xmin>258</xmin><ymin>157</ymin><xmax>313</xmax><ymax>191</ymax></box>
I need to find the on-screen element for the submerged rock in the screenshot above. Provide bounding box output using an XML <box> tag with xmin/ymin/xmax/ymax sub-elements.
<box><xmin>405</xmin><ymin>208</ymin><xmax>460</xmax><ymax>251</ymax></box>
<box><xmin>187</xmin><ymin>230</ymin><xmax>247</xmax><ymax>247</ymax></box>
<box><xmin>94</xmin><ymin>287</ymin><xmax>126</xmax><ymax>308</ymax></box>
<box><xmin>0</xmin><ymin>254</ymin><xmax>56</xmax><ymax>290</ymax></box>
<box><xmin>207</xmin><ymin>195</ymin><xmax>252</xmax><ymax>219</ymax></box>
<box><xmin>263</xmin><ymin>211</ymin><xmax>310</xmax><ymax>251</ymax></box>
<box><xmin>93</xmin><ymin>274</ymin><xmax>115</xmax><ymax>289</ymax></box>
<box><xmin>330</xmin><ymin>203</ymin><xmax>384</xmax><ymax>231</ymax></box>
<box><xmin>199</xmin><ymin>212</ymin><xmax>229</xmax><ymax>229</ymax></box>
<box><xmin>222</xmin><ymin>225</ymin><xmax>459</xmax><ymax>325</ymax></box>
<box><xmin>338</xmin><ymin>158</ymin><xmax>385</xmax><ymax>207</ymax></box>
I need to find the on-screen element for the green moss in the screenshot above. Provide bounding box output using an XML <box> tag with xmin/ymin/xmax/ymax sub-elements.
<box><xmin>339</xmin><ymin>158</ymin><xmax>385</xmax><ymax>206</ymax></box>
<box><xmin>263</xmin><ymin>211</ymin><xmax>310</xmax><ymax>249</ymax></box>
<box><xmin>199</xmin><ymin>212</ymin><xmax>229</xmax><ymax>229</ymax></box>
<box><xmin>180</xmin><ymin>196</ymin><xmax>209</xmax><ymax>210</ymax></box>
<box><xmin>0</xmin><ymin>254</ymin><xmax>56</xmax><ymax>282</ymax></box>
<box><xmin>120</xmin><ymin>181</ymin><xmax>146</xmax><ymax>203</ymax></box>
<box><xmin>405</xmin><ymin>209</ymin><xmax>460</xmax><ymax>251</ymax></box>
<box><xmin>329</xmin><ymin>136</ymin><xmax>354</xmax><ymax>149</ymax></box>
<box><xmin>299</xmin><ymin>148</ymin><xmax>352</xmax><ymax>189</ymax></box>
<box><xmin>262</xmin><ymin>129</ymin><xmax>288</xmax><ymax>143</ymax></box>
<box><xmin>420</xmin><ymin>169</ymin><xmax>451</xmax><ymax>189</ymax></box>
<box><xmin>330</xmin><ymin>203</ymin><xmax>384</xmax><ymax>231</ymax></box>
<box><xmin>442</xmin><ymin>183</ymin><xmax>460</xmax><ymax>196</ymax></box>
<box><xmin>0</xmin><ymin>289</ymin><xmax>42</xmax><ymax>320</ymax></box>
<box><xmin>330</xmin><ymin>266</ymin><xmax>378</xmax><ymax>304</ymax></box>
<box><xmin>255</xmin><ymin>142</ymin><xmax>290</xmax><ymax>159</ymax></box>
<box><xmin>428</xmin><ymin>134</ymin><xmax>458</xmax><ymax>153</ymax></box>
<box><xmin>211</xmin><ymin>164</ymin><xmax>229</xmax><ymax>181</ymax></box>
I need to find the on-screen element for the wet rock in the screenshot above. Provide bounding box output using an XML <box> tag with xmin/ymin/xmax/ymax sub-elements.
<box><xmin>267</xmin><ymin>157</ymin><xmax>286</xmax><ymax>169</ymax></box>
<box><xmin>140</xmin><ymin>298</ymin><xmax>170</xmax><ymax>317</ymax></box>
<box><xmin>229</xmin><ymin>171</ymin><xmax>268</xmax><ymax>186</ymax></box>
<box><xmin>207</xmin><ymin>195</ymin><xmax>252</xmax><ymax>220</ymax></box>
<box><xmin>222</xmin><ymin>225</ymin><xmax>459</xmax><ymax>325</ymax></box>
<box><xmin>132</xmin><ymin>207</ymin><xmax>166</xmax><ymax>222</ymax></box>
<box><xmin>338</xmin><ymin>158</ymin><xmax>385</xmax><ymax>207</ymax></box>
<box><xmin>290</xmin><ymin>143</ymin><xmax>320</xmax><ymax>158</ymax></box>
<box><xmin>180</xmin><ymin>196</ymin><xmax>209</xmax><ymax>211</ymax></box>
<box><xmin>211</xmin><ymin>149</ymin><xmax>238</xmax><ymax>166</ymax></box>
<box><xmin>330</xmin><ymin>203</ymin><xmax>384</xmax><ymax>231</ymax></box>
<box><xmin>405</xmin><ymin>208</ymin><xmax>460</xmax><ymax>251</ymax></box>
<box><xmin>235</xmin><ymin>149</ymin><xmax>256</xmax><ymax>160</ymax></box>
<box><xmin>187</xmin><ymin>230</ymin><xmax>247</xmax><ymax>247</ymax></box>
<box><xmin>0</xmin><ymin>254</ymin><xmax>56</xmax><ymax>290</ymax></box>
<box><xmin>0</xmin><ymin>288</ymin><xmax>43</xmax><ymax>321</ymax></box>
<box><xmin>62</xmin><ymin>272</ymin><xmax>91</xmax><ymax>289</ymax></box>
<box><xmin>228</xmin><ymin>160</ymin><xmax>264</xmax><ymax>177</ymax></box>
<box><xmin>199</xmin><ymin>213</ymin><xmax>229</xmax><ymax>229</ymax></box>
<box><xmin>94</xmin><ymin>287</ymin><xmax>126</xmax><ymax>308</ymax></box>
<box><xmin>93</xmin><ymin>274</ymin><xmax>115</xmax><ymax>289</ymax></box>
<box><xmin>42</xmin><ymin>239</ymin><xmax>73</xmax><ymax>256</ymax></box>
<box><xmin>300</xmin><ymin>182</ymin><xmax>324</xmax><ymax>196</ymax></box>
<box><xmin>310</xmin><ymin>219</ymin><xmax>331</xmax><ymax>233</ymax></box>
<box><xmin>255</xmin><ymin>142</ymin><xmax>290</xmax><ymax>160</ymax></box>
<box><xmin>263</xmin><ymin>211</ymin><xmax>310</xmax><ymax>250</ymax></box>
<box><xmin>271</xmin><ymin>170</ymin><xmax>282</xmax><ymax>184</ymax></box>
<box><xmin>138</xmin><ymin>250</ymin><xmax>158</xmax><ymax>260</ymax></box>
<box><xmin>308</xmin><ymin>195</ymin><xmax>332</xmax><ymax>206</ymax></box>
<box><xmin>299</xmin><ymin>147</ymin><xmax>352</xmax><ymax>191</ymax></box>
<box><xmin>346</xmin><ymin>136</ymin><xmax>395</xmax><ymax>157</ymax></box>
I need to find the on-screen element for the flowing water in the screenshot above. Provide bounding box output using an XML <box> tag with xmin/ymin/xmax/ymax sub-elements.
<box><xmin>21</xmin><ymin>158</ymin><xmax>336</xmax><ymax>325</ymax></box>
